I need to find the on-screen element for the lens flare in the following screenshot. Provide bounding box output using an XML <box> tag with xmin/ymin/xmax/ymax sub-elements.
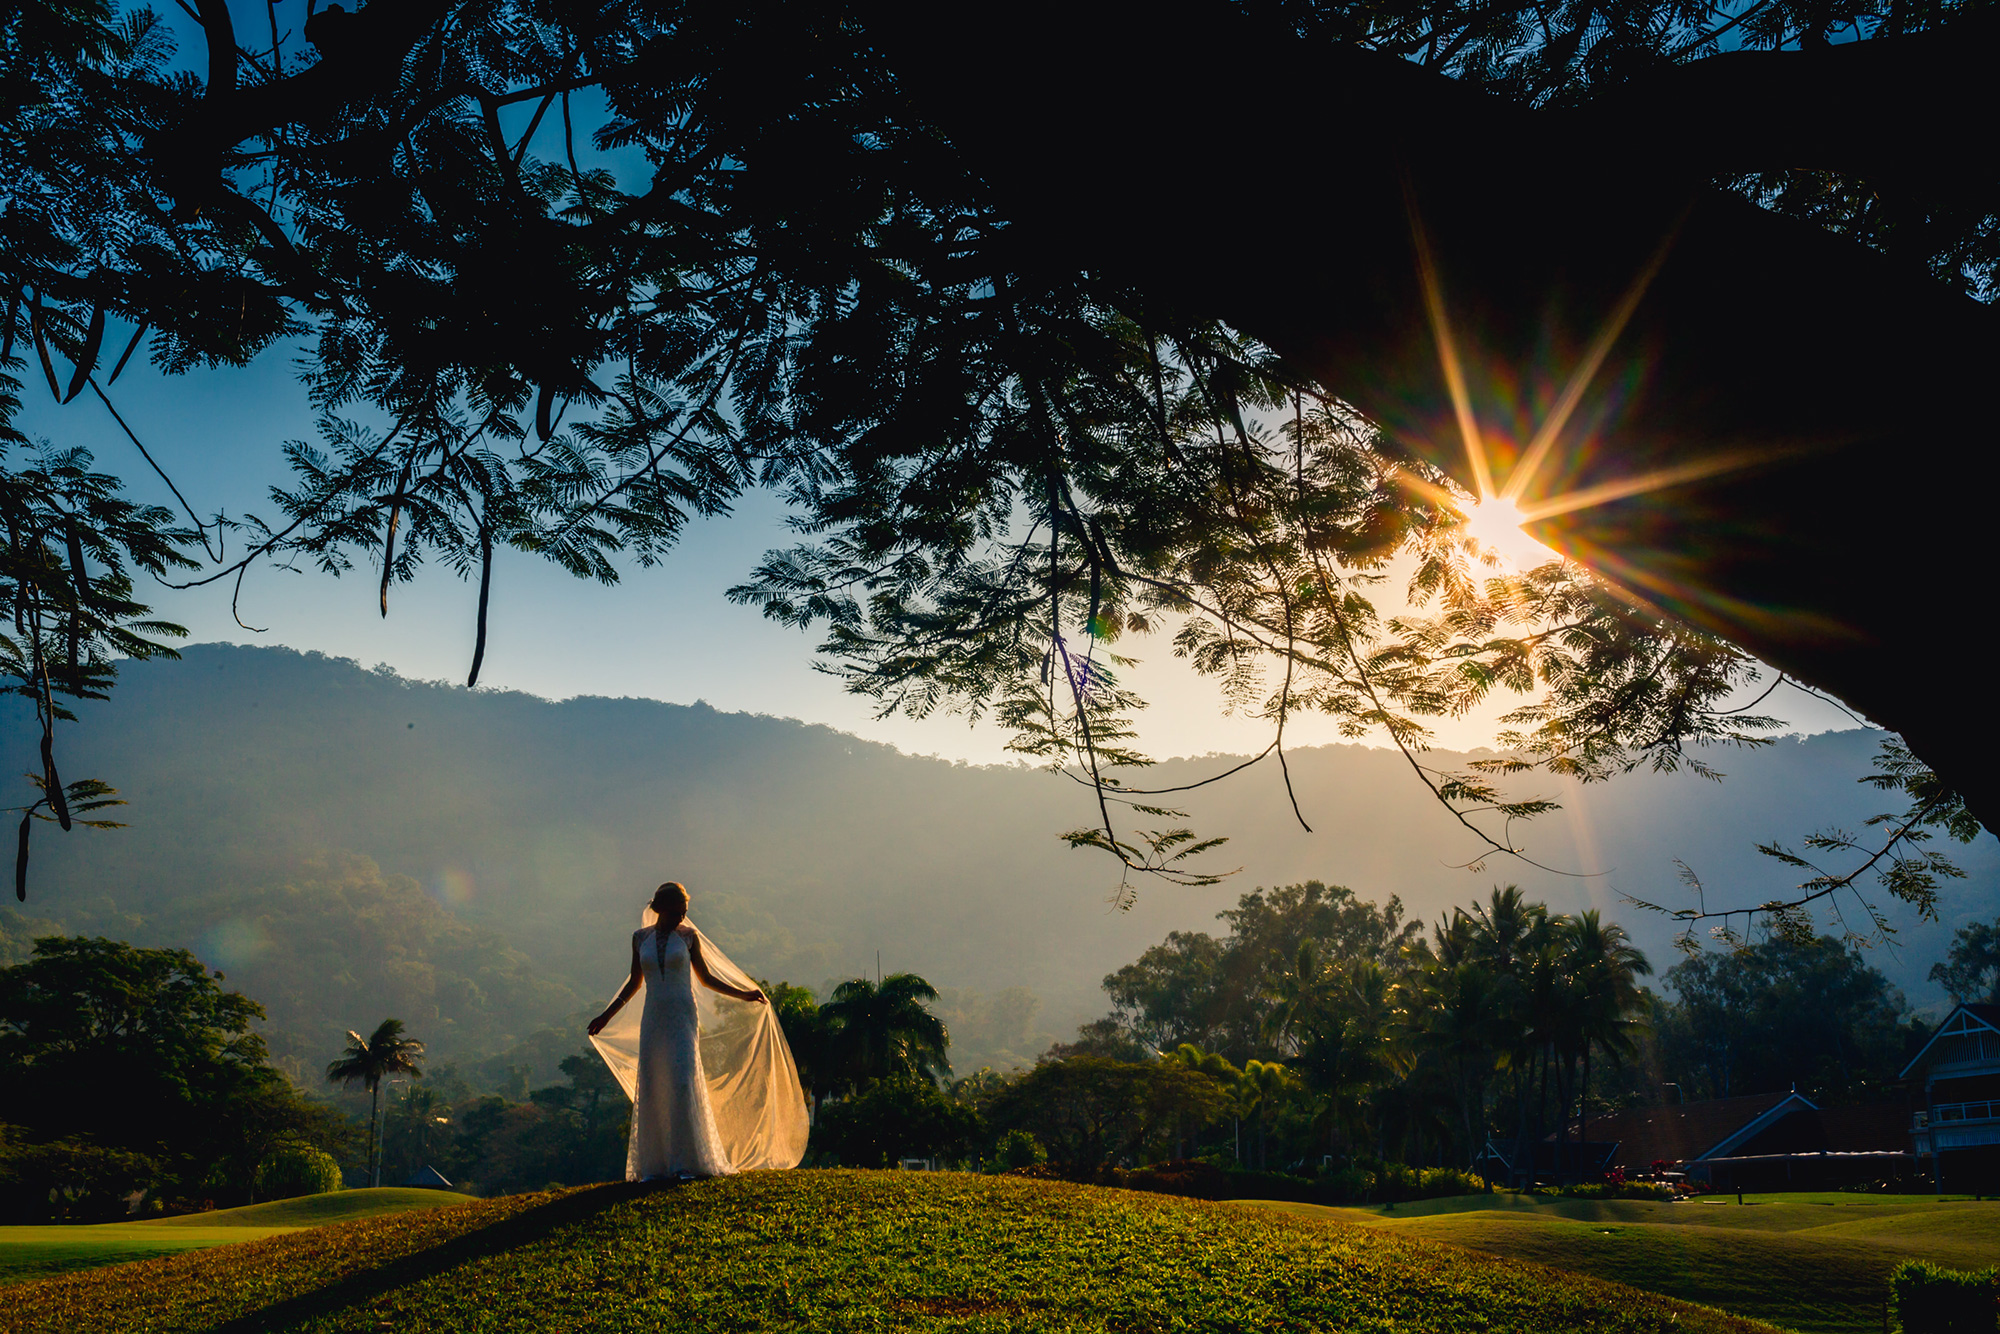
<box><xmin>200</xmin><ymin>917</ymin><xmax>270</xmax><ymax>971</ymax></box>
<box><xmin>1460</xmin><ymin>492</ymin><xmax>1557</xmax><ymax>569</ymax></box>
<box><xmin>434</xmin><ymin>866</ymin><xmax>476</xmax><ymax>906</ymax></box>
<box><xmin>1407</xmin><ymin>198</ymin><xmax>1776</xmax><ymax>604</ymax></box>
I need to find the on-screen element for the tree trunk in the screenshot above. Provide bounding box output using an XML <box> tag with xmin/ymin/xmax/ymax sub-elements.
<box><xmin>1580</xmin><ymin>1047</ymin><xmax>1593</xmax><ymax>1180</ymax></box>
<box><xmin>1537</xmin><ymin>1046</ymin><xmax>1550</xmax><ymax>1148</ymax></box>
<box><xmin>1552</xmin><ymin>1055</ymin><xmax>1571</xmax><ymax>1184</ymax></box>
<box><xmin>368</xmin><ymin>1081</ymin><xmax>381</xmax><ymax>1189</ymax></box>
<box><xmin>1515</xmin><ymin>1054</ymin><xmax>1533</xmax><ymax>1190</ymax></box>
<box><xmin>879</xmin><ymin>0</ymin><xmax>2000</xmax><ymax>831</ymax></box>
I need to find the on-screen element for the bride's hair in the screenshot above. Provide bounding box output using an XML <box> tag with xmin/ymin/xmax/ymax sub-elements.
<box><xmin>651</xmin><ymin>882</ymin><xmax>690</xmax><ymax>917</ymax></box>
<box><xmin>647</xmin><ymin>882</ymin><xmax>691</xmax><ymax>969</ymax></box>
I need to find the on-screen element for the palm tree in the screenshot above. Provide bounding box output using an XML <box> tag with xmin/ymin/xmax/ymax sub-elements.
<box><xmin>819</xmin><ymin>973</ymin><xmax>951</xmax><ymax>1089</ymax></box>
<box><xmin>766</xmin><ymin>982</ymin><xmax>839</xmax><ymax>1117</ymax></box>
<box><xmin>1236</xmin><ymin>1060</ymin><xmax>1293</xmax><ymax>1170</ymax></box>
<box><xmin>1162</xmin><ymin>1043</ymin><xmax>1238</xmax><ymax>1160</ymax></box>
<box><xmin>1270</xmin><ymin>954</ymin><xmax>1395</xmax><ymax>1163</ymax></box>
<box><xmin>1398</xmin><ymin>947</ymin><xmax>1505</xmax><ymax>1171</ymax></box>
<box><xmin>327</xmin><ymin>1019</ymin><xmax>426</xmax><ymax>1188</ymax></box>
<box><xmin>1562</xmin><ymin>911</ymin><xmax>1652</xmax><ymax>1162</ymax></box>
<box><xmin>1467</xmin><ymin>888</ymin><xmax>1555</xmax><ymax>1186</ymax></box>
<box><xmin>1467</xmin><ymin>885</ymin><xmax>1546</xmax><ymax>974</ymax></box>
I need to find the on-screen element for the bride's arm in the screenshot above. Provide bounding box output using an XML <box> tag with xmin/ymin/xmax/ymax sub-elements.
<box><xmin>685</xmin><ymin>929</ymin><xmax>767</xmax><ymax>1004</ymax></box>
<box><xmin>587</xmin><ymin>937</ymin><xmax>644</xmax><ymax>1035</ymax></box>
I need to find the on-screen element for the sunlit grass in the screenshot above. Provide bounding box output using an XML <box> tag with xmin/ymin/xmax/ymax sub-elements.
<box><xmin>2</xmin><ymin>1172</ymin><xmax>1782</xmax><ymax>1333</ymax></box>
<box><xmin>0</xmin><ymin>1188</ymin><xmax>477</xmax><ymax>1286</ymax></box>
<box><xmin>1237</xmin><ymin>1193</ymin><xmax>2000</xmax><ymax>1334</ymax></box>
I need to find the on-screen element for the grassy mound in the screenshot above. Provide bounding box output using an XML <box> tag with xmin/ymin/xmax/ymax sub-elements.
<box><xmin>0</xmin><ymin>1188</ymin><xmax>478</xmax><ymax>1287</ymax></box>
<box><xmin>1</xmin><ymin>1172</ymin><xmax>1780</xmax><ymax>1333</ymax></box>
<box><xmin>1241</xmin><ymin>1192</ymin><xmax>2000</xmax><ymax>1334</ymax></box>
<box><xmin>132</xmin><ymin>1187</ymin><xmax>480</xmax><ymax>1229</ymax></box>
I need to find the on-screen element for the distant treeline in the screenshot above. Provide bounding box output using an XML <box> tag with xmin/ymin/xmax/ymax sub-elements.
<box><xmin>1007</xmin><ymin>880</ymin><xmax>1941</xmax><ymax>1176</ymax></box>
<box><xmin>7</xmin><ymin>893</ymin><xmax>1993</xmax><ymax>1216</ymax></box>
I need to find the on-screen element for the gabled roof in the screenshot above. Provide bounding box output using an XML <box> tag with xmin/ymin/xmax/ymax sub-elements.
<box><xmin>400</xmin><ymin>1165</ymin><xmax>454</xmax><ymax>1189</ymax></box>
<box><xmin>1700</xmin><ymin>1091</ymin><xmax>1820</xmax><ymax>1160</ymax></box>
<box><xmin>1482</xmin><ymin>1139</ymin><xmax>1618</xmax><ymax>1176</ymax></box>
<box><xmin>1900</xmin><ymin>1003</ymin><xmax>2000</xmax><ymax>1082</ymax></box>
<box><xmin>1561</xmin><ymin>1091</ymin><xmax>1814</xmax><ymax>1169</ymax></box>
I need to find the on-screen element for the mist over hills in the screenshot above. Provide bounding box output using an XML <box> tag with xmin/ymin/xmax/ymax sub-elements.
<box><xmin>4</xmin><ymin>644</ymin><xmax>1995</xmax><ymax>1080</ymax></box>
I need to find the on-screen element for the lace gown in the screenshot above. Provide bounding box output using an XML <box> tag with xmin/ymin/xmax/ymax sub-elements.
<box><xmin>627</xmin><ymin>925</ymin><xmax>734</xmax><ymax>1180</ymax></box>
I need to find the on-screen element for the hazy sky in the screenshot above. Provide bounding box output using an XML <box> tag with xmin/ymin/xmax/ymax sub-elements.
<box><xmin>20</xmin><ymin>3</ymin><xmax>1864</xmax><ymax>766</ymax></box>
<box><xmin>17</xmin><ymin>346</ymin><xmax>1864</xmax><ymax>767</ymax></box>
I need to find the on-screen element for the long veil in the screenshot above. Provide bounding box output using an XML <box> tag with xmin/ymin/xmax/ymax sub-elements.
<box><xmin>588</xmin><ymin>910</ymin><xmax>809</xmax><ymax>1171</ymax></box>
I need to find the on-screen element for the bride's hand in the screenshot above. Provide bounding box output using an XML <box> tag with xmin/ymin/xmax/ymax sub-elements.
<box><xmin>745</xmin><ymin>988</ymin><xmax>768</xmax><ymax>1004</ymax></box>
<box><xmin>587</xmin><ymin>1013</ymin><xmax>609</xmax><ymax>1036</ymax></box>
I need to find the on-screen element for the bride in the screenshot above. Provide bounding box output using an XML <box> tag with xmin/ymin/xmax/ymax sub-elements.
<box><xmin>587</xmin><ymin>882</ymin><xmax>809</xmax><ymax>1179</ymax></box>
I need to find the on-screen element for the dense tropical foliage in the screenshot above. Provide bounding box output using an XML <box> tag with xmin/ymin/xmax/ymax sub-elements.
<box><xmin>1000</xmin><ymin>879</ymin><xmax>1925</xmax><ymax>1179</ymax></box>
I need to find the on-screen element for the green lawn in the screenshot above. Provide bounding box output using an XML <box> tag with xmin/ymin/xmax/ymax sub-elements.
<box><xmin>1236</xmin><ymin>1192</ymin><xmax>2000</xmax><ymax>1334</ymax></box>
<box><xmin>132</xmin><ymin>1187</ymin><xmax>481</xmax><ymax>1229</ymax></box>
<box><xmin>0</xmin><ymin>1188</ymin><xmax>477</xmax><ymax>1287</ymax></box>
<box><xmin>0</xmin><ymin>1172</ymin><xmax>1781</xmax><ymax>1333</ymax></box>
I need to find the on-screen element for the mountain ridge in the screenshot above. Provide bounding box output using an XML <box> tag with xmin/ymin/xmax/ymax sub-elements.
<box><xmin>4</xmin><ymin>644</ymin><xmax>1992</xmax><ymax>1076</ymax></box>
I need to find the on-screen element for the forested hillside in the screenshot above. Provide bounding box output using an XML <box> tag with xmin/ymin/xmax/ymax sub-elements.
<box><xmin>3</xmin><ymin>645</ymin><xmax>1993</xmax><ymax>1079</ymax></box>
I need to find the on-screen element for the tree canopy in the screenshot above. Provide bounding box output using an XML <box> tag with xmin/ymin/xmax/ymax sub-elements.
<box><xmin>1929</xmin><ymin>917</ymin><xmax>2000</xmax><ymax>1008</ymax></box>
<box><xmin>0</xmin><ymin>934</ymin><xmax>344</xmax><ymax>1213</ymax></box>
<box><xmin>1656</xmin><ymin>935</ymin><xmax>1919</xmax><ymax>1101</ymax></box>
<box><xmin>3</xmin><ymin>0</ymin><xmax>1991</xmax><ymax>906</ymax></box>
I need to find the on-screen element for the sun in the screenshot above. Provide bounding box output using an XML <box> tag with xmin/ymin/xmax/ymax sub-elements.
<box><xmin>1459</xmin><ymin>492</ymin><xmax>1558</xmax><ymax>569</ymax></box>
<box><xmin>1405</xmin><ymin>206</ymin><xmax>1770</xmax><ymax>587</ymax></box>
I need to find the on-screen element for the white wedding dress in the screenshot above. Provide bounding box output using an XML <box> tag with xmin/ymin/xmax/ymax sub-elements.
<box><xmin>589</xmin><ymin>917</ymin><xmax>809</xmax><ymax>1179</ymax></box>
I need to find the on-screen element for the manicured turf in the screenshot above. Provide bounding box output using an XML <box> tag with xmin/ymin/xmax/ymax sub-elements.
<box><xmin>1238</xmin><ymin>1193</ymin><xmax>2000</xmax><ymax>1334</ymax></box>
<box><xmin>0</xmin><ymin>1172</ymin><xmax>1781</xmax><ymax>1333</ymax></box>
<box><xmin>134</xmin><ymin>1187</ymin><xmax>481</xmax><ymax>1229</ymax></box>
<box><xmin>0</xmin><ymin>1188</ymin><xmax>478</xmax><ymax>1287</ymax></box>
<box><xmin>0</xmin><ymin>1225</ymin><xmax>296</xmax><ymax>1287</ymax></box>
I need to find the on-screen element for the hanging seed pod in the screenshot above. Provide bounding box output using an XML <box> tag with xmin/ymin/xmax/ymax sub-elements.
<box><xmin>16</xmin><ymin>811</ymin><xmax>30</xmax><ymax>901</ymax></box>
<box><xmin>467</xmin><ymin>521</ymin><xmax>493</xmax><ymax>688</ymax></box>
<box><xmin>535</xmin><ymin>381</ymin><xmax>555</xmax><ymax>442</ymax></box>
<box><xmin>379</xmin><ymin>496</ymin><xmax>402</xmax><ymax>617</ymax></box>
<box><xmin>9</xmin><ymin>523</ymin><xmax>26</xmax><ymax>637</ymax></box>
<box><xmin>42</xmin><ymin>731</ymin><xmax>72</xmax><ymax>832</ymax></box>
<box><xmin>28</xmin><ymin>292</ymin><xmax>61</xmax><ymax>400</ymax></box>
<box><xmin>2</xmin><ymin>291</ymin><xmax>18</xmax><ymax>363</ymax></box>
<box><xmin>106</xmin><ymin>321</ymin><xmax>149</xmax><ymax>385</ymax></box>
<box><xmin>64</xmin><ymin>301</ymin><xmax>105</xmax><ymax>402</ymax></box>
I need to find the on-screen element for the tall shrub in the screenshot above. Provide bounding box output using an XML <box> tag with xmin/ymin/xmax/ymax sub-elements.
<box><xmin>255</xmin><ymin>1145</ymin><xmax>344</xmax><ymax>1201</ymax></box>
<box><xmin>1892</xmin><ymin>1262</ymin><xmax>1998</xmax><ymax>1334</ymax></box>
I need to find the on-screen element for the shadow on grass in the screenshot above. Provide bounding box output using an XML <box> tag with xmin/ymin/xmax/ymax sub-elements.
<box><xmin>207</xmin><ymin>1182</ymin><xmax>658</xmax><ymax>1334</ymax></box>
